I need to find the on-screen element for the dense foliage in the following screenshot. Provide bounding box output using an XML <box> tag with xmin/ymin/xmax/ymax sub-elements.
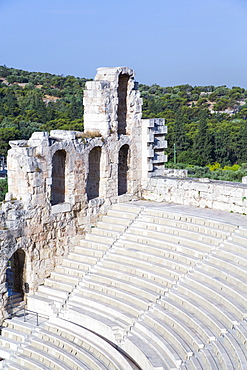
<box><xmin>0</xmin><ymin>65</ymin><xmax>88</xmax><ymax>155</ymax></box>
<box><xmin>0</xmin><ymin>65</ymin><xmax>247</xmax><ymax>168</ymax></box>
<box><xmin>139</xmin><ymin>83</ymin><xmax>247</xmax><ymax>166</ymax></box>
<box><xmin>0</xmin><ymin>178</ymin><xmax>7</xmax><ymax>201</ymax></box>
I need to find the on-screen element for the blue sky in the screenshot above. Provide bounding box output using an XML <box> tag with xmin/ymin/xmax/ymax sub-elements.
<box><xmin>1</xmin><ymin>0</ymin><xmax>247</xmax><ymax>88</ymax></box>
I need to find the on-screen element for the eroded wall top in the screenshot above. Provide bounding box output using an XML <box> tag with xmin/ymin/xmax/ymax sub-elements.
<box><xmin>83</xmin><ymin>66</ymin><xmax>142</xmax><ymax>137</ymax></box>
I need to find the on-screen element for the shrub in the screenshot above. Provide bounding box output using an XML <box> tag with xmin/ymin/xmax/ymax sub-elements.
<box><xmin>207</xmin><ymin>162</ymin><xmax>221</xmax><ymax>171</ymax></box>
<box><xmin>0</xmin><ymin>178</ymin><xmax>7</xmax><ymax>201</ymax></box>
<box><xmin>223</xmin><ymin>164</ymin><xmax>240</xmax><ymax>171</ymax></box>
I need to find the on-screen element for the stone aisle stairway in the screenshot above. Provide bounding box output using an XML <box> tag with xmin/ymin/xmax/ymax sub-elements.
<box><xmin>0</xmin><ymin>201</ymin><xmax>247</xmax><ymax>369</ymax></box>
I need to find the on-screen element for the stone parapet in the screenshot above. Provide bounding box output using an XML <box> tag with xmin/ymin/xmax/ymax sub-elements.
<box><xmin>142</xmin><ymin>177</ymin><xmax>247</xmax><ymax>214</ymax></box>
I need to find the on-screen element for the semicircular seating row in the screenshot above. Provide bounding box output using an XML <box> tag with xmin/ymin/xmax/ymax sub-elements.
<box><xmin>1</xmin><ymin>202</ymin><xmax>247</xmax><ymax>370</ymax></box>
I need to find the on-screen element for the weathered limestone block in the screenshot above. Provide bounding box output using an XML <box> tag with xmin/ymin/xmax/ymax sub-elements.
<box><xmin>51</xmin><ymin>203</ymin><xmax>72</xmax><ymax>214</ymax></box>
<box><xmin>27</xmin><ymin>131</ymin><xmax>49</xmax><ymax>146</ymax></box>
<box><xmin>163</xmin><ymin>169</ymin><xmax>188</xmax><ymax>178</ymax></box>
<box><xmin>50</xmin><ymin>130</ymin><xmax>78</xmax><ymax>140</ymax></box>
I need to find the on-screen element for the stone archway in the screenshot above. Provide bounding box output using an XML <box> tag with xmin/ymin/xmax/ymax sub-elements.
<box><xmin>118</xmin><ymin>144</ymin><xmax>129</xmax><ymax>195</ymax></box>
<box><xmin>6</xmin><ymin>249</ymin><xmax>26</xmax><ymax>299</ymax></box>
<box><xmin>117</xmin><ymin>73</ymin><xmax>129</xmax><ymax>135</ymax></box>
<box><xmin>86</xmin><ymin>146</ymin><xmax>102</xmax><ymax>200</ymax></box>
<box><xmin>51</xmin><ymin>150</ymin><xmax>66</xmax><ymax>205</ymax></box>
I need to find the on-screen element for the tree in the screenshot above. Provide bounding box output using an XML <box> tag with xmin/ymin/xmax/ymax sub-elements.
<box><xmin>214</xmin><ymin>130</ymin><xmax>232</xmax><ymax>165</ymax></box>
<box><xmin>4</xmin><ymin>89</ymin><xmax>19</xmax><ymax>116</ymax></box>
<box><xmin>237</xmin><ymin>121</ymin><xmax>247</xmax><ymax>162</ymax></box>
<box><xmin>0</xmin><ymin>127</ymin><xmax>20</xmax><ymax>156</ymax></box>
<box><xmin>193</xmin><ymin>112</ymin><xmax>214</xmax><ymax>165</ymax></box>
<box><xmin>172</xmin><ymin>109</ymin><xmax>189</xmax><ymax>153</ymax></box>
<box><xmin>238</xmin><ymin>105</ymin><xmax>247</xmax><ymax>120</ymax></box>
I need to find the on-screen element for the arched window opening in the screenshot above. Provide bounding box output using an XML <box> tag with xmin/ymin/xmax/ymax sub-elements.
<box><xmin>117</xmin><ymin>73</ymin><xmax>129</xmax><ymax>135</ymax></box>
<box><xmin>118</xmin><ymin>144</ymin><xmax>129</xmax><ymax>195</ymax></box>
<box><xmin>87</xmin><ymin>146</ymin><xmax>101</xmax><ymax>200</ymax></box>
<box><xmin>51</xmin><ymin>150</ymin><xmax>66</xmax><ymax>205</ymax></box>
<box><xmin>6</xmin><ymin>249</ymin><xmax>26</xmax><ymax>300</ymax></box>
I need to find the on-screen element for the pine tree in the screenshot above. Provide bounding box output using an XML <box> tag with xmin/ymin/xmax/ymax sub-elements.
<box><xmin>173</xmin><ymin>109</ymin><xmax>189</xmax><ymax>153</ymax></box>
<box><xmin>237</xmin><ymin>121</ymin><xmax>247</xmax><ymax>162</ymax></box>
<box><xmin>193</xmin><ymin>111</ymin><xmax>214</xmax><ymax>165</ymax></box>
<box><xmin>4</xmin><ymin>89</ymin><xmax>18</xmax><ymax>116</ymax></box>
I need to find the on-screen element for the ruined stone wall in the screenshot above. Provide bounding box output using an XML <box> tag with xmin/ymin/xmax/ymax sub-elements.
<box><xmin>84</xmin><ymin>67</ymin><xmax>142</xmax><ymax>137</ymax></box>
<box><xmin>83</xmin><ymin>67</ymin><xmax>144</xmax><ymax>196</ymax></box>
<box><xmin>0</xmin><ymin>131</ymin><xmax>137</xmax><ymax>321</ymax></box>
<box><xmin>1</xmin><ymin>66</ymin><xmax>162</xmax><ymax>324</ymax></box>
<box><xmin>143</xmin><ymin>177</ymin><xmax>247</xmax><ymax>214</ymax></box>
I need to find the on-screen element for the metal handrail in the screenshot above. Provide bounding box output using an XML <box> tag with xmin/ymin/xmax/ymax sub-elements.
<box><xmin>7</xmin><ymin>302</ymin><xmax>48</xmax><ymax>326</ymax></box>
<box><xmin>23</xmin><ymin>307</ymin><xmax>39</xmax><ymax>326</ymax></box>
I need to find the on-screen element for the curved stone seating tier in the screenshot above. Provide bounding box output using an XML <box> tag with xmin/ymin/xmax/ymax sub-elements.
<box><xmin>222</xmin><ymin>331</ymin><xmax>247</xmax><ymax>368</ymax></box>
<box><xmin>1</xmin><ymin>201</ymin><xmax>247</xmax><ymax>369</ymax></box>
<box><xmin>27</xmin><ymin>206</ymin><xmax>138</xmax><ymax>317</ymax></box>
<box><xmin>216</xmin><ymin>248</ymin><xmax>247</xmax><ymax>271</ymax></box>
<box><xmin>229</xmin><ymin>232</ymin><xmax>247</xmax><ymax>254</ymax></box>
<box><xmin>77</xmin><ymin>283</ymin><xmax>146</xmax><ymax>316</ymax></box>
<box><xmin>207</xmin><ymin>252</ymin><xmax>247</xmax><ymax>281</ymax></box>
<box><xmin>106</xmin><ymin>250</ymin><xmax>182</xmax><ymax>281</ymax></box>
<box><xmin>159</xmin><ymin>296</ymin><xmax>215</xmax><ymax>343</ymax></box>
<box><xmin>124</xmin><ymin>225</ymin><xmax>217</xmax><ymax>254</ymax></box>
<box><xmin>191</xmin><ymin>269</ymin><xmax>247</xmax><ymax>316</ymax></box>
<box><xmin>150</xmin><ymin>305</ymin><xmax>205</xmax><ymax>352</ymax></box>
<box><xmin>144</xmin><ymin>207</ymin><xmax>237</xmax><ymax>233</ymax></box>
<box><xmin>174</xmin><ymin>283</ymin><xmax>239</xmax><ymax>333</ymax></box>
<box><xmin>199</xmin><ymin>260</ymin><xmax>247</xmax><ymax>292</ymax></box>
<box><xmin>136</xmin><ymin>316</ymin><xmax>194</xmax><ymax>361</ymax></box>
<box><xmin>93</xmin><ymin>265</ymin><xmax>169</xmax><ymax>296</ymax></box>
<box><xmin>222</xmin><ymin>239</ymin><xmax>247</xmax><ymax>260</ymax></box>
<box><xmin>113</xmin><ymin>245</ymin><xmax>193</xmax><ymax>275</ymax></box>
<box><xmin>64</xmin><ymin>303</ymin><xmax>128</xmax><ymax>340</ymax></box>
<box><xmin>126</xmin><ymin>323</ymin><xmax>183</xmax><ymax>369</ymax></box>
<box><xmin>181</xmin><ymin>322</ymin><xmax>247</xmax><ymax>370</ymax></box>
<box><xmin>134</xmin><ymin>219</ymin><xmax>225</xmax><ymax>246</ymax></box>
<box><xmin>101</xmin><ymin>255</ymin><xmax>177</xmax><ymax>289</ymax></box>
<box><xmin>1</xmin><ymin>317</ymin><xmax>134</xmax><ymax>370</ymax></box>
<box><xmin>187</xmin><ymin>347</ymin><xmax>224</xmax><ymax>369</ymax></box>
<box><xmin>140</xmin><ymin>213</ymin><xmax>232</xmax><ymax>239</ymax></box>
<box><xmin>85</xmin><ymin>272</ymin><xmax>159</xmax><ymax>303</ymax></box>
<box><xmin>235</xmin><ymin>323</ymin><xmax>247</xmax><ymax>346</ymax></box>
<box><xmin>121</xmin><ymin>231</ymin><xmax>210</xmax><ymax>260</ymax></box>
<box><xmin>68</xmin><ymin>287</ymin><xmax>140</xmax><ymax>333</ymax></box>
<box><xmin>116</xmin><ymin>239</ymin><xmax>199</xmax><ymax>266</ymax></box>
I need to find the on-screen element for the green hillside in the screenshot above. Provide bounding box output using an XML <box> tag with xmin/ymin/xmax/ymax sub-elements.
<box><xmin>139</xmin><ymin>83</ymin><xmax>247</xmax><ymax>166</ymax></box>
<box><xmin>0</xmin><ymin>65</ymin><xmax>88</xmax><ymax>155</ymax></box>
<box><xmin>0</xmin><ymin>65</ymin><xmax>247</xmax><ymax>167</ymax></box>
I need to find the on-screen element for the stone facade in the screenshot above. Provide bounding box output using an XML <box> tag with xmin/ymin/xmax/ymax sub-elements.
<box><xmin>0</xmin><ymin>67</ymin><xmax>167</xmax><ymax>324</ymax></box>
